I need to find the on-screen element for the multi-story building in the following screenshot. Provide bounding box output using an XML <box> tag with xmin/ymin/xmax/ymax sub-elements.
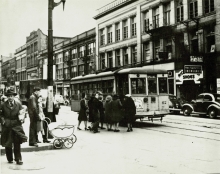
<box><xmin>38</xmin><ymin>28</ymin><xmax>96</xmax><ymax>98</ymax></box>
<box><xmin>93</xmin><ymin>0</ymin><xmax>219</xmax><ymax>101</ymax></box>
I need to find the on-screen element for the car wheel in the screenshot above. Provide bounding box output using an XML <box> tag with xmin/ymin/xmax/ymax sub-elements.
<box><xmin>183</xmin><ymin>107</ymin><xmax>191</xmax><ymax>116</ymax></box>
<box><xmin>208</xmin><ymin>109</ymin><xmax>217</xmax><ymax>119</ymax></box>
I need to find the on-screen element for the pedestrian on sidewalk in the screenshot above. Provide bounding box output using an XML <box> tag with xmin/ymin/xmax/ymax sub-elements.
<box><xmin>88</xmin><ymin>93</ymin><xmax>95</xmax><ymax>130</ymax></box>
<box><xmin>28</xmin><ymin>87</ymin><xmax>41</xmax><ymax>147</ymax></box>
<box><xmin>104</xmin><ymin>95</ymin><xmax>113</xmax><ymax>131</ymax></box>
<box><xmin>0</xmin><ymin>89</ymin><xmax>27</xmax><ymax>165</ymax></box>
<box><xmin>111</xmin><ymin>94</ymin><xmax>123</xmax><ymax>132</ymax></box>
<box><xmin>36</xmin><ymin>96</ymin><xmax>45</xmax><ymax>141</ymax></box>
<box><xmin>91</xmin><ymin>91</ymin><xmax>102</xmax><ymax>133</ymax></box>
<box><xmin>98</xmin><ymin>94</ymin><xmax>105</xmax><ymax>130</ymax></box>
<box><xmin>123</xmin><ymin>94</ymin><xmax>136</xmax><ymax>132</ymax></box>
<box><xmin>77</xmin><ymin>93</ymin><xmax>88</xmax><ymax>130</ymax></box>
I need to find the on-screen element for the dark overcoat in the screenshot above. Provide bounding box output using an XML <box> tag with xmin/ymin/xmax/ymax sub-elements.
<box><xmin>111</xmin><ymin>99</ymin><xmax>123</xmax><ymax>123</ymax></box>
<box><xmin>104</xmin><ymin>100</ymin><xmax>113</xmax><ymax>123</ymax></box>
<box><xmin>0</xmin><ymin>100</ymin><xmax>26</xmax><ymax>147</ymax></box>
<box><xmin>88</xmin><ymin>97</ymin><xmax>94</xmax><ymax>122</ymax></box>
<box><xmin>123</xmin><ymin>97</ymin><xmax>136</xmax><ymax>123</ymax></box>
<box><xmin>78</xmin><ymin>99</ymin><xmax>88</xmax><ymax>121</ymax></box>
<box><xmin>28</xmin><ymin>94</ymin><xmax>40</xmax><ymax>122</ymax></box>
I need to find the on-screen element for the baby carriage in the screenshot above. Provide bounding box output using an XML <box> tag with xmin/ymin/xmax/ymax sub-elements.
<box><xmin>47</xmin><ymin>121</ymin><xmax>77</xmax><ymax>149</ymax></box>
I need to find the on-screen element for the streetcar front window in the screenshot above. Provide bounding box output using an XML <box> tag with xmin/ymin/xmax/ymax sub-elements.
<box><xmin>159</xmin><ymin>77</ymin><xmax>168</xmax><ymax>94</ymax></box>
<box><xmin>131</xmin><ymin>78</ymin><xmax>146</xmax><ymax>94</ymax></box>
<box><xmin>148</xmin><ymin>75</ymin><xmax>157</xmax><ymax>94</ymax></box>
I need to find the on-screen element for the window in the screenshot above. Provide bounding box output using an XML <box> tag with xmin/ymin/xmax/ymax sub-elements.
<box><xmin>16</xmin><ymin>59</ymin><xmax>21</xmax><ymax>69</ymax></box>
<box><xmin>115</xmin><ymin>49</ymin><xmax>121</xmax><ymax>67</ymax></box>
<box><xmin>78</xmin><ymin>65</ymin><xmax>84</xmax><ymax>76</ymax></box>
<box><xmin>131</xmin><ymin>46</ymin><xmax>137</xmax><ymax>64</ymax></box>
<box><xmin>158</xmin><ymin>78</ymin><xmax>168</xmax><ymax>94</ymax></box>
<box><xmin>100</xmin><ymin>29</ymin><xmax>105</xmax><ymax>46</ymax></box>
<box><xmin>204</xmin><ymin>95</ymin><xmax>212</xmax><ymax>101</ymax></box>
<box><xmin>34</xmin><ymin>42</ymin><xmax>38</xmax><ymax>52</ymax></box>
<box><xmin>131</xmin><ymin>16</ymin><xmax>136</xmax><ymax>36</ymax></box>
<box><xmin>205</xmin><ymin>0</ymin><xmax>214</xmax><ymax>14</ymax></box>
<box><xmin>144</xmin><ymin>42</ymin><xmax>151</xmax><ymax>63</ymax></box>
<box><xmin>64</xmin><ymin>68</ymin><xmax>70</xmax><ymax>79</ymax></box>
<box><xmin>165</xmin><ymin>39</ymin><xmax>172</xmax><ymax>60</ymax></box>
<box><xmin>72</xmin><ymin>48</ymin><xmax>77</xmax><ymax>59</ymax></box>
<box><xmin>177</xmin><ymin>5</ymin><xmax>184</xmax><ymax>22</ymax></box>
<box><xmin>144</xmin><ymin>11</ymin><xmax>149</xmax><ymax>32</ymax></box>
<box><xmin>131</xmin><ymin>78</ymin><xmax>146</xmax><ymax>94</ymax></box>
<box><xmin>79</xmin><ymin>46</ymin><xmax>85</xmax><ymax>57</ymax></box>
<box><xmin>107</xmin><ymin>26</ymin><xmax>112</xmax><ymax>44</ymax></box>
<box><xmin>123</xmin><ymin>48</ymin><xmax>128</xmax><ymax>65</ymax></box>
<box><xmin>164</xmin><ymin>3</ymin><xmax>170</xmax><ymax>26</ymax></box>
<box><xmin>153</xmin><ymin>7</ymin><xmax>159</xmax><ymax>29</ymax></box>
<box><xmin>107</xmin><ymin>52</ymin><xmax>113</xmax><ymax>68</ymax></box>
<box><xmin>115</xmin><ymin>23</ymin><xmax>120</xmax><ymax>41</ymax></box>
<box><xmin>148</xmin><ymin>75</ymin><xmax>157</xmax><ymax>94</ymax></box>
<box><xmin>64</xmin><ymin>51</ymin><xmax>69</xmax><ymax>62</ymax></box>
<box><xmin>123</xmin><ymin>20</ymin><xmax>128</xmax><ymax>39</ymax></box>
<box><xmin>154</xmin><ymin>39</ymin><xmax>160</xmax><ymax>61</ymax></box>
<box><xmin>71</xmin><ymin>66</ymin><xmax>77</xmax><ymax>77</ymax></box>
<box><xmin>189</xmin><ymin>0</ymin><xmax>198</xmax><ymax>19</ymax></box>
<box><xmin>88</xmin><ymin>43</ymin><xmax>94</xmax><ymax>55</ymax></box>
<box><xmin>168</xmin><ymin>79</ymin><xmax>174</xmax><ymax>94</ymax></box>
<box><xmin>100</xmin><ymin>53</ymin><xmax>105</xmax><ymax>69</ymax></box>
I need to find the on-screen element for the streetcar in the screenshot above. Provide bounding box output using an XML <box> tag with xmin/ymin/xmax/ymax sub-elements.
<box><xmin>70</xmin><ymin>66</ymin><xmax>172</xmax><ymax>122</ymax></box>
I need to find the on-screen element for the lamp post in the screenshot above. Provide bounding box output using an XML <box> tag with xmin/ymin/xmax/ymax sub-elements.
<box><xmin>47</xmin><ymin>0</ymin><xmax>66</xmax><ymax>116</ymax></box>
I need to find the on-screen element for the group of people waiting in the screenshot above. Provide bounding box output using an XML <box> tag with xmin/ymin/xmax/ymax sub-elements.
<box><xmin>77</xmin><ymin>91</ymin><xmax>136</xmax><ymax>133</ymax></box>
<box><xmin>0</xmin><ymin>87</ymin><xmax>60</xmax><ymax>165</ymax></box>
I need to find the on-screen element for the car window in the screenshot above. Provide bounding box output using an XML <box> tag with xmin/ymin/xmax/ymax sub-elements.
<box><xmin>204</xmin><ymin>95</ymin><xmax>212</xmax><ymax>101</ymax></box>
<box><xmin>196</xmin><ymin>95</ymin><xmax>203</xmax><ymax>101</ymax></box>
<box><xmin>213</xmin><ymin>94</ymin><xmax>220</xmax><ymax>102</ymax></box>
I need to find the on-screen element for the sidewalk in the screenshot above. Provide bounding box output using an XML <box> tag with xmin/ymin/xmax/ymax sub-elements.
<box><xmin>0</xmin><ymin>106</ymin><xmax>78</xmax><ymax>155</ymax></box>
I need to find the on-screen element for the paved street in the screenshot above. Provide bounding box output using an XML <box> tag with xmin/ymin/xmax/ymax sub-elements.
<box><xmin>1</xmin><ymin>106</ymin><xmax>220</xmax><ymax>174</ymax></box>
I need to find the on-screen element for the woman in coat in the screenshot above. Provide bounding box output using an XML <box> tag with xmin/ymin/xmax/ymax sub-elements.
<box><xmin>104</xmin><ymin>95</ymin><xmax>113</xmax><ymax>131</ymax></box>
<box><xmin>111</xmin><ymin>94</ymin><xmax>123</xmax><ymax>132</ymax></box>
<box><xmin>77</xmin><ymin>93</ymin><xmax>88</xmax><ymax>130</ymax></box>
<box><xmin>123</xmin><ymin>94</ymin><xmax>136</xmax><ymax>132</ymax></box>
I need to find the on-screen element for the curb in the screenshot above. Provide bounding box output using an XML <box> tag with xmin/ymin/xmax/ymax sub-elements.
<box><xmin>1</xmin><ymin>143</ymin><xmax>54</xmax><ymax>156</ymax></box>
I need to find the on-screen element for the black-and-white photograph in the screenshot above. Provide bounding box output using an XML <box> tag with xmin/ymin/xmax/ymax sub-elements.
<box><xmin>0</xmin><ymin>0</ymin><xmax>220</xmax><ymax>173</ymax></box>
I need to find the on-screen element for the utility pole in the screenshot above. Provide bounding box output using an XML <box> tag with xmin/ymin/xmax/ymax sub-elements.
<box><xmin>47</xmin><ymin>0</ymin><xmax>66</xmax><ymax>117</ymax></box>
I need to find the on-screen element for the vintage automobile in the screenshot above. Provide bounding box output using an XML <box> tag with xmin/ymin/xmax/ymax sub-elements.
<box><xmin>181</xmin><ymin>93</ymin><xmax>220</xmax><ymax>118</ymax></box>
<box><xmin>169</xmin><ymin>95</ymin><xmax>186</xmax><ymax>115</ymax></box>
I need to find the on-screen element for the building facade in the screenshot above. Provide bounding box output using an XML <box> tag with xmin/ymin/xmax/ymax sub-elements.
<box><xmin>38</xmin><ymin>28</ymin><xmax>96</xmax><ymax>98</ymax></box>
<box><xmin>93</xmin><ymin>0</ymin><xmax>219</xmax><ymax>101</ymax></box>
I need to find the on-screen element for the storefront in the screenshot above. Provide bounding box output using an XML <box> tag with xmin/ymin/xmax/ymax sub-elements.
<box><xmin>175</xmin><ymin>65</ymin><xmax>203</xmax><ymax>102</ymax></box>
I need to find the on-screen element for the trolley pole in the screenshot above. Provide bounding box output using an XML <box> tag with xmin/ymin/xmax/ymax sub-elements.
<box><xmin>47</xmin><ymin>0</ymin><xmax>66</xmax><ymax>117</ymax></box>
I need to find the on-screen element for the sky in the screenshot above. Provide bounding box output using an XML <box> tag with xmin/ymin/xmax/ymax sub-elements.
<box><xmin>0</xmin><ymin>0</ymin><xmax>113</xmax><ymax>57</ymax></box>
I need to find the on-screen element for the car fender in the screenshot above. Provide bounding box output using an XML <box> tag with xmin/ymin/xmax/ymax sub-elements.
<box><xmin>207</xmin><ymin>104</ymin><xmax>220</xmax><ymax>113</ymax></box>
<box><xmin>182</xmin><ymin>104</ymin><xmax>194</xmax><ymax>112</ymax></box>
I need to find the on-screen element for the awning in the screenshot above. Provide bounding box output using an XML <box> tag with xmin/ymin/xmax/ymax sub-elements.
<box><xmin>117</xmin><ymin>66</ymin><xmax>167</xmax><ymax>74</ymax></box>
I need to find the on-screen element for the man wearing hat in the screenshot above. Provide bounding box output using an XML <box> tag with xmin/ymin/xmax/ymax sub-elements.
<box><xmin>0</xmin><ymin>88</ymin><xmax>26</xmax><ymax>165</ymax></box>
<box><xmin>28</xmin><ymin>87</ymin><xmax>41</xmax><ymax>147</ymax></box>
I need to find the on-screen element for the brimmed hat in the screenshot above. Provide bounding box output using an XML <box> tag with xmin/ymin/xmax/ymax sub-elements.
<box><xmin>5</xmin><ymin>89</ymin><xmax>17</xmax><ymax>96</ymax></box>
<box><xmin>33</xmin><ymin>87</ymin><xmax>41</xmax><ymax>92</ymax></box>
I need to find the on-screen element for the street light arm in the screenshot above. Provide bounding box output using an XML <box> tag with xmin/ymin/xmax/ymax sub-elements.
<box><xmin>53</xmin><ymin>0</ymin><xmax>66</xmax><ymax>10</ymax></box>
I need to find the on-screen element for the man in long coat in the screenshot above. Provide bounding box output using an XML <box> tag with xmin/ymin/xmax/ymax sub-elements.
<box><xmin>28</xmin><ymin>87</ymin><xmax>41</xmax><ymax>147</ymax></box>
<box><xmin>0</xmin><ymin>89</ymin><xmax>27</xmax><ymax>165</ymax></box>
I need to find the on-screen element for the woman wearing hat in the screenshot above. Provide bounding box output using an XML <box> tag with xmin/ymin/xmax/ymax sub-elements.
<box><xmin>0</xmin><ymin>89</ymin><xmax>27</xmax><ymax>165</ymax></box>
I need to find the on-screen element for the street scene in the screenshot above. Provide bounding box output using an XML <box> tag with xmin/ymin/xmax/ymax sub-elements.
<box><xmin>1</xmin><ymin>106</ymin><xmax>220</xmax><ymax>174</ymax></box>
<box><xmin>1</xmin><ymin>0</ymin><xmax>220</xmax><ymax>173</ymax></box>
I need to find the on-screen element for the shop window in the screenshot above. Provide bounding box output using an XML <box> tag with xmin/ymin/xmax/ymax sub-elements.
<box><xmin>158</xmin><ymin>77</ymin><xmax>168</xmax><ymax>94</ymax></box>
<box><xmin>131</xmin><ymin>78</ymin><xmax>146</xmax><ymax>94</ymax></box>
<box><xmin>148</xmin><ymin>75</ymin><xmax>157</xmax><ymax>94</ymax></box>
<box><xmin>204</xmin><ymin>0</ymin><xmax>214</xmax><ymax>14</ymax></box>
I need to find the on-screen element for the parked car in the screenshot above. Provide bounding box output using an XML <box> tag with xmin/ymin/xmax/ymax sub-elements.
<box><xmin>169</xmin><ymin>95</ymin><xmax>186</xmax><ymax>115</ymax></box>
<box><xmin>181</xmin><ymin>93</ymin><xmax>220</xmax><ymax>118</ymax></box>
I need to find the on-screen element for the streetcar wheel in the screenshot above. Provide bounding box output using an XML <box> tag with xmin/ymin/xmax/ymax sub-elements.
<box><xmin>70</xmin><ymin>134</ymin><xmax>77</xmax><ymax>143</ymax></box>
<box><xmin>208</xmin><ymin>109</ymin><xmax>217</xmax><ymax>119</ymax></box>
<box><xmin>64</xmin><ymin>138</ymin><xmax>73</xmax><ymax>148</ymax></box>
<box><xmin>53</xmin><ymin>139</ymin><xmax>63</xmax><ymax>149</ymax></box>
<box><xmin>183</xmin><ymin>107</ymin><xmax>191</xmax><ymax>116</ymax></box>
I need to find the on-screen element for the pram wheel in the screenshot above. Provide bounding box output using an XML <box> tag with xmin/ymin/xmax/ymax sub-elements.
<box><xmin>53</xmin><ymin>139</ymin><xmax>63</xmax><ymax>149</ymax></box>
<box><xmin>70</xmin><ymin>134</ymin><xmax>77</xmax><ymax>143</ymax></box>
<box><xmin>64</xmin><ymin>138</ymin><xmax>73</xmax><ymax>148</ymax></box>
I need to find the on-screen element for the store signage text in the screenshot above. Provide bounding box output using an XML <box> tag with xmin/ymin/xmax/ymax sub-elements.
<box><xmin>176</xmin><ymin>69</ymin><xmax>203</xmax><ymax>85</ymax></box>
<box><xmin>190</xmin><ymin>56</ymin><xmax>203</xmax><ymax>62</ymax></box>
